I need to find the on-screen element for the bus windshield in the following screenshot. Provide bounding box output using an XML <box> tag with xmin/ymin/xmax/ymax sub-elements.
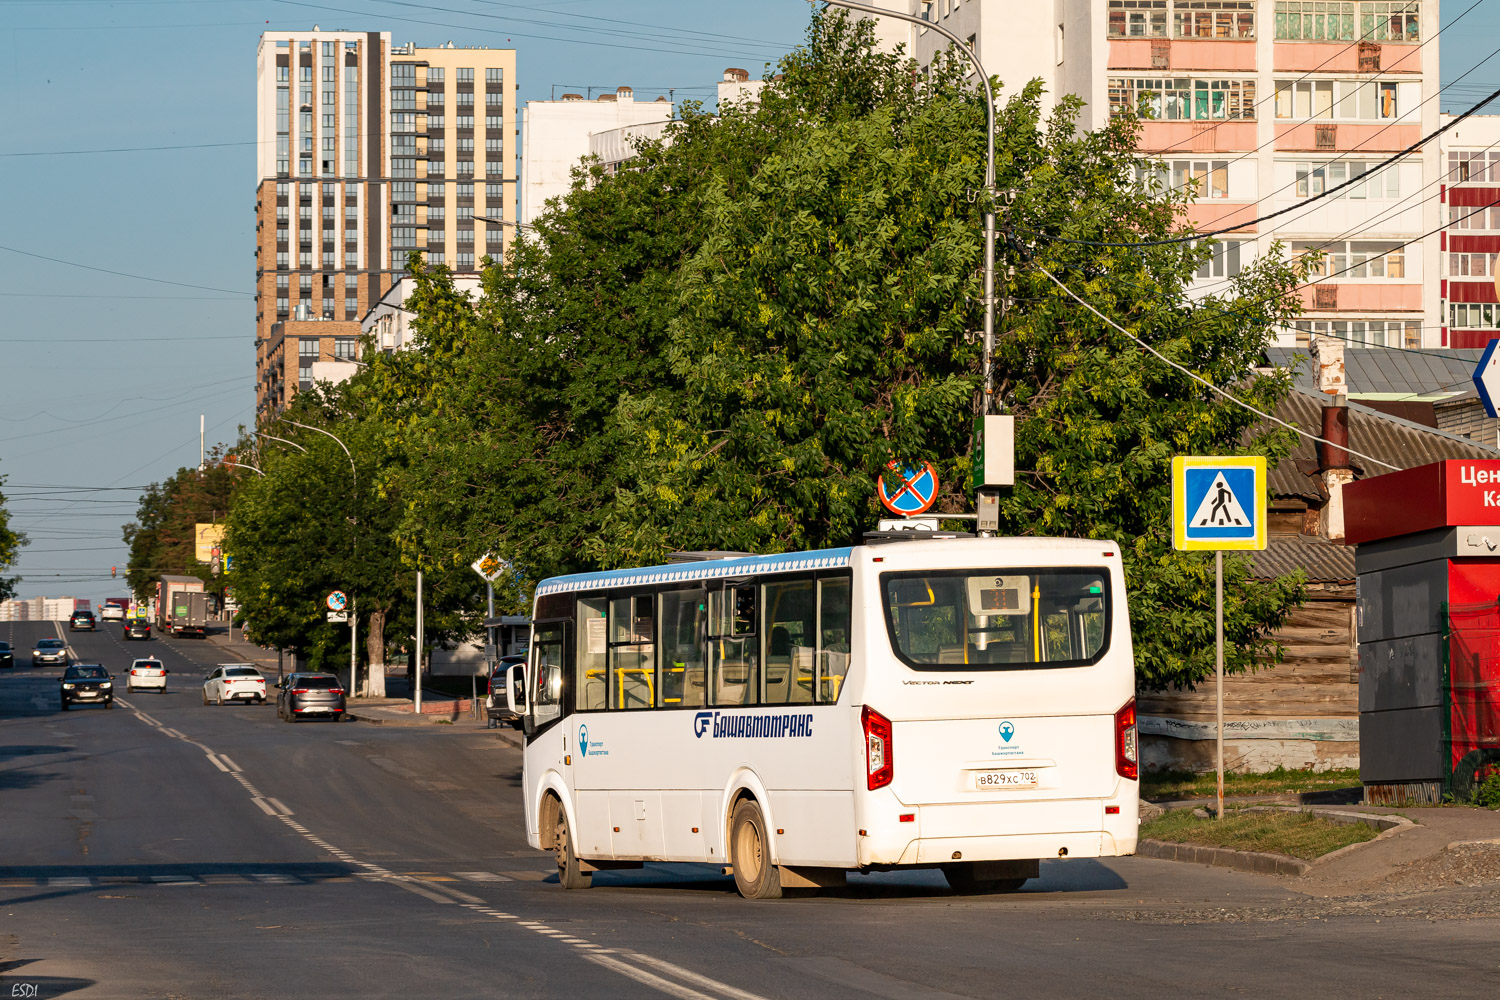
<box><xmin>881</xmin><ymin>569</ymin><xmax>1109</xmax><ymax>670</ymax></box>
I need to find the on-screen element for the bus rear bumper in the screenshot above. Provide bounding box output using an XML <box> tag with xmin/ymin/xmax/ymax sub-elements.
<box><xmin>872</xmin><ymin>830</ymin><xmax>1135</xmax><ymax>867</ymax></box>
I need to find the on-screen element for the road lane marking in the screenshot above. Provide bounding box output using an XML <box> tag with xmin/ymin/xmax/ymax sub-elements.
<box><xmin>453</xmin><ymin>871</ymin><xmax>513</xmax><ymax>882</ymax></box>
<box><xmin>218</xmin><ymin>755</ymin><xmax>242</xmax><ymax>772</ymax></box>
<box><xmin>111</xmin><ymin>701</ymin><xmax>769</xmax><ymax>1000</ymax></box>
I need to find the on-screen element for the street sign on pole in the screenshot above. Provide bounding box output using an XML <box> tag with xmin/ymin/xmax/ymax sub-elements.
<box><xmin>1474</xmin><ymin>339</ymin><xmax>1500</xmax><ymax>419</ymax></box>
<box><xmin>1171</xmin><ymin>456</ymin><xmax>1268</xmax><ymax>823</ymax></box>
<box><xmin>327</xmin><ymin>611</ymin><xmax>348</xmax><ymax>623</ymax></box>
<box><xmin>878</xmin><ymin>461</ymin><xmax>939</xmax><ymax>517</ymax></box>
<box><xmin>471</xmin><ymin>553</ymin><xmax>508</xmax><ymax>583</ymax></box>
<box><xmin>326</xmin><ymin>590</ymin><xmax>347</xmax><ymax>612</ymax></box>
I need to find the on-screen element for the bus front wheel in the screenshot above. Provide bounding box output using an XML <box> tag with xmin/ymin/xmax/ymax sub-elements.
<box><xmin>730</xmin><ymin>799</ymin><xmax>782</xmax><ymax>900</ymax></box>
<box><xmin>553</xmin><ymin>805</ymin><xmax>592</xmax><ymax>890</ymax></box>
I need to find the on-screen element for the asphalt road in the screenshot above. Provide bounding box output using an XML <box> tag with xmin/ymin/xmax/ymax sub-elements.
<box><xmin>2</xmin><ymin>618</ymin><xmax>1498</xmax><ymax>999</ymax></box>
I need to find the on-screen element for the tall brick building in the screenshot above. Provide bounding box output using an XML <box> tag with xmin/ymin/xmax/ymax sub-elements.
<box><xmin>253</xmin><ymin>29</ymin><xmax>517</xmax><ymax>420</ymax></box>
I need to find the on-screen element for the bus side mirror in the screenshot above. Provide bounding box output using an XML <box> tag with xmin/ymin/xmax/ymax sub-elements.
<box><xmin>506</xmin><ymin>662</ymin><xmax>529</xmax><ymax>717</ymax></box>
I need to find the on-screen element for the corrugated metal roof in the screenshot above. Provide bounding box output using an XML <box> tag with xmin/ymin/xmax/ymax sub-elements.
<box><xmin>1251</xmin><ymin>534</ymin><xmax>1355</xmax><ymax>583</ymax></box>
<box><xmin>1263</xmin><ymin>387</ymin><xmax>1500</xmax><ymax>502</ymax></box>
<box><xmin>1266</xmin><ymin>346</ymin><xmax>1484</xmax><ymax>400</ymax></box>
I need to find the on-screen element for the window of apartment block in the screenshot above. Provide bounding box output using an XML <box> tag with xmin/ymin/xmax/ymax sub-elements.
<box><xmin>392</xmin><ymin>89</ymin><xmax>416</xmax><ymax>111</ymax></box>
<box><xmin>334</xmin><ymin>337</ymin><xmax>358</xmax><ymax>360</ymax></box>
<box><xmin>277</xmin><ymin>252</ymin><xmax>289</xmax><ymax>269</ymax></box>
<box><xmin>485</xmin><ymin>138</ymin><xmax>504</xmax><ymax>155</ymax></box>
<box><xmin>484</xmin><ymin>184</ymin><xmax>505</xmax><ymax>200</ymax></box>
<box><xmin>456</xmin><ymin>228</ymin><xmax>474</xmax><ymax>244</ymax></box>
<box><xmin>392</xmin><ymin>63</ymin><xmax>415</xmax><ymax>83</ymax></box>
<box><xmin>1448</xmin><ymin>151</ymin><xmax>1500</xmax><ymax>184</ymax></box>
<box><xmin>322</xmin><ymin>298</ymin><xmax>334</xmax><ymax>319</ymax></box>
<box><xmin>456</xmin><ymin>183</ymin><xmax>474</xmax><ymax>199</ymax></box>
<box><xmin>1362</xmin><ymin>1</ymin><xmax>1419</xmax><ymax>41</ymax></box>
<box><xmin>428</xmin><ymin>229</ymin><xmax>446</xmax><ymax>244</ymax></box>
<box><xmin>457</xmin><ymin>138</ymin><xmax>474</xmax><ymax>153</ymax></box>
<box><xmin>1452</xmin><ymin>304</ymin><xmax>1500</xmax><ymax>330</ymax></box>
<box><xmin>428</xmin><ymin>89</ymin><xmax>445</xmax><ymax>107</ymax></box>
<box><xmin>485</xmin><ymin>115</ymin><xmax>504</xmax><ymax>129</ymax></box>
<box><xmin>1294</xmin><ymin>240</ymin><xmax>1405</xmax><ymax>279</ymax></box>
<box><xmin>1291</xmin><ymin>160</ymin><xmax>1398</xmax><ymax>199</ymax></box>
<box><xmin>1451</xmin><ymin>253</ymin><xmax>1498</xmax><ymax>278</ymax></box>
<box><xmin>1274</xmin><ymin>79</ymin><xmax>1398</xmax><ymax>119</ymax></box>
<box><xmin>299</xmin><ymin>275</ymin><xmax>312</xmax><ymax>296</ymax></box>
<box><xmin>428</xmin><ymin>205</ymin><xmax>445</xmax><ymax>221</ymax></box>
<box><xmin>457</xmin><ymin>67</ymin><xmax>474</xmax><ymax>83</ymax></box>
<box><xmin>1108</xmin><ymin>77</ymin><xmax>1255</xmax><ymax>120</ymax></box>
<box><xmin>428</xmin><ymin>251</ymin><xmax>445</xmax><ymax>264</ymax></box>
<box><xmin>485</xmin><ymin>91</ymin><xmax>503</xmax><ymax>107</ymax></box>
<box><xmin>299</xmin><ymin>338</ymin><xmax>320</xmax><ymax>360</ymax></box>
<box><xmin>1107</xmin><ymin>0</ymin><xmax>1166</xmax><ymax>37</ymax></box>
<box><xmin>456</xmin><ymin>115</ymin><xmax>474</xmax><ymax>130</ymax></box>
<box><xmin>429</xmin><ymin>136</ymin><xmax>446</xmax><ymax>154</ymax></box>
<box><xmin>486</xmin><ymin>227</ymin><xmax>504</xmax><ymax>245</ymax></box>
<box><xmin>485</xmin><ymin>161</ymin><xmax>504</xmax><ymax>177</ymax></box>
<box><xmin>429</xmin><ymin>182</ymin><xmax>446</xmax><ymax>200</ymax></box>
<box><xmin>428</xmin><ymin>159</ymin><xmax>446</xmax><ymax>177</ymax></box>
<box><xmin>428</xmin><ymin>114</ymin><xmax>445</xmax><ymax>131</ymax></box>
<box><xmin>1160</xmin><ymin>159</ymin><xmax>1229</xmax><ymax>198</ymax></box>
<box><xmin>1195</xmin><ymin>239</ymin><xmax>1248</xmax><ymax>280</ymax></box>
<box><xmin>457</xmin><ymin>161</ymin><xmax>475</xmax><ymax>177</ymax></box>
<box><xmin>456</xmin><ymin>205</ymin><xmax>474</xmax><ymax>220</ymax></box>
<box><xmin>1295</xmin><ymin>318</ymin><xmax>1419</xmax><ymax>348</ymax></box>
<box><xmin>1175</xmin><ymin>1</ymin><xmax>1254</xmax><ymax>38</ymax></box>
<box><xmin>485</xmin><ymin>67</ymin><xmax>503</xmax><ymax>83</ymax></box>
<box><xmin>345</xmin><ymin>296</ymin><xmax>358</xmax><ymax>318</ymax></box>
<box><xmin>456</xmin><ymin>92</ymin><xmax>474</xmax><ymax>107</ymax></box>
<box><xmin>1274</xmin><ymin>1</ymin><xmax>1355</xmax><ymax>39</ymax></box>
<box><xmin>457</xmin><ymin>252</ymin><xmax>475</xmax><ymax>269</ymax></box>
<box><xmin>392</xmin><ymin>227</ymin><xmax>417</xmax><ymax>249</ymax></box>
<box><xmin>1449</xmin><ymin>204</ymin><xmax>1500</xmax><ymax>230</ymax></box>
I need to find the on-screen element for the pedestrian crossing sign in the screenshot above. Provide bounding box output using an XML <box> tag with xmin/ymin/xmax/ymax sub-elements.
<box><xmin>1172</xmin><ymin>455</ymin><xmax>1267</xmax><ymax>551</ymax></box>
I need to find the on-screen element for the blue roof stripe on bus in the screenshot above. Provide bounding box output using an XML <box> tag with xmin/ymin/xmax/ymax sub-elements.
<box><xmin>534</xmin><ymin>548</ymin><xmax>855</xmax><ymax>596</ymax></box>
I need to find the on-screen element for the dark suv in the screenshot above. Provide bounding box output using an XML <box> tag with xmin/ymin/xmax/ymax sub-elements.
<box><xmin>276</xmin><ymin>673</ymin><xmax>346</xmax><ymax>723</ymax></box>
<box><xmin>69</xmin><ymin>610</ymin><xmax>96</xmax><ymax>631</ymax></box>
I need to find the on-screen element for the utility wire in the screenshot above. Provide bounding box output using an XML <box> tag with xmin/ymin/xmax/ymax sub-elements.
<box><xmin>0</xmin><ymin>243</ymin><xmax>251</xmax><ymax>296</ymax></box>
<box><xmin>1034</xmin><ymin>263</ymin><xmax>1401</xmax><ymax>472</ymax></box>
<box><xmin>1043</xmin><ymin>81</ymin><xmax>1500</xmax><ymax>248</ymax></box>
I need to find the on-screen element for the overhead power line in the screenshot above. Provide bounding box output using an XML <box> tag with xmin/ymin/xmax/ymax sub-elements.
<box><xmin>0</xmin><ymin>243</ymin><xmax>252</xmax><ymax>296</ymax></box>
<box><xmin>1042</xmin><ymin>81</ymin><xmax>1500</xmax><ymax>249</ymax></box>
<box><xmin>1034</xmin><ymin>263</ymin><xmax>1401</xmax><ymax>473</ymax></box>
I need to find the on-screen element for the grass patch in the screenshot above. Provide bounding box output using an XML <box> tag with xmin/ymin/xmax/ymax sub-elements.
<box><xmin>1142</xmin><ymin>766</ymin><xmax>1361</xmax><ymax>802</ymax></box>
<box><xmin>1142</xmin><ymin>808</ymin><xmax>1377</xmax><ymax>861</ymax></box>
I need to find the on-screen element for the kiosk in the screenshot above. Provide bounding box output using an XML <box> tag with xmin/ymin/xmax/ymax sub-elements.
<box><xmin>1345</xmin><ymin>460</ymin><xmax>1500</xmax><ymax>804</ymax></box>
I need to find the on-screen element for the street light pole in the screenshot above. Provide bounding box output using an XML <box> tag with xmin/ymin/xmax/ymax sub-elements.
<box><xmin>254</xmin><ymin>432</ymin><xmax>307</xmax><ymax>453</ymax></box>
<box><xmin>284</xmin><ymin>420</ymin><xmax>367</xmax><ymax>697</ymax></box>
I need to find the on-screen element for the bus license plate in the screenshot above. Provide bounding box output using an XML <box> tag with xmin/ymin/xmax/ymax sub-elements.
<box><xmin>974</xmin><ymin>770</ymin><xmax>1038</xmax><ymax>790</ymax></box>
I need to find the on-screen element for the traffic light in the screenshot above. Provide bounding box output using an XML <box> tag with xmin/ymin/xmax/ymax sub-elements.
<box><xmin>111</xmin><ymin>566</ymin><xmax>117</xmax><ymax>579</ymax></box>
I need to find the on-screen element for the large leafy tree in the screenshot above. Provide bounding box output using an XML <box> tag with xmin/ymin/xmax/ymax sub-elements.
<box><xmin>0</xmin><ymin>464</ymin><xmax>24</xmax><ymax>602</ymax></box>
<box><xmin>123</xmin><ymin>450</ymin><xmax>240</xmax><ymax>601</ymax></box>
<box><xmin>359</xmin><ymin>11</ymin><xmax>1307</xmax><ymax>691</ymax></box>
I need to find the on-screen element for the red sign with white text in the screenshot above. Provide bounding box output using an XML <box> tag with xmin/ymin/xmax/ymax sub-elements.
<box><xmin>1345</xmin><ymin>460</ymin><xmax>1500</xmax><ymax>545</ymax></box>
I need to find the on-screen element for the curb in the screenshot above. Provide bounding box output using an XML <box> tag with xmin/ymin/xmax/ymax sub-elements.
<box><xmin>1140</xmin><ymin>806</ymin><xmax>1417</xmax><ymax>878</ymax></box>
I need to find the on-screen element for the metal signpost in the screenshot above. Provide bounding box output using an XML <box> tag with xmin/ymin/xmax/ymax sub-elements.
<box><xmin>471</xmin><ymin>554</ymin><xmax>509</xmax><ymax>721</ymax></box>
<box><xmin>1171</xmin><ymin>456</ymin><xmax>1267</xmax><ymax>821</ymax></box>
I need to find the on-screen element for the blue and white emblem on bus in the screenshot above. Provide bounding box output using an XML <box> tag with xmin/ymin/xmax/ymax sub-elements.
<box><xmin>693</xmin><ymin>711</ymin><xmax>815</xmax><ymax>739</ymax></box>
<box><xmin>999</xmin><ymin>721</ymin><xmax>1015</xmax><ymax>743</ymax></box>
<box><xmin>578</xmin><ymin>724</ymin><xmax>609</xmax><ymax>757</ymax></box>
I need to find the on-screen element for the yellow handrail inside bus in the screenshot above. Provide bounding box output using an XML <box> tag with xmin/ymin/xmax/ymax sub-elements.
<box><xmin>1031</xmin><ymin>582</ymin><xmax>1042</xmax><ymax>662</ymax></box>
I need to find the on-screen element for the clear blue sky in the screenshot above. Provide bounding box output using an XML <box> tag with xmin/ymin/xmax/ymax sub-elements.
<box><xmin>0</xmin><ymin>0</ymin><xmax>1496</xmax><ymax>604</ymax></box>
<box><xmin>0</xmin><ymin>0</ymin><xmax>810</xmax><ymax>604</ymax></box>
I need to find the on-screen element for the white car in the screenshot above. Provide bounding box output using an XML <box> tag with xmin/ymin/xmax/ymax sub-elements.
<box><xmin>203</xmin><ymin>664</ymin><xmax>267</xmax><ymax>705</ymax></box>
<box><xmin>99</xmin><ymin>605</ymin><xmax>127</xmax><ymax>622</ymax></box>
<box><xmin>126</xmin><ymin>658</ymin><xmax>167</xmax><ymax>692</ymax></box>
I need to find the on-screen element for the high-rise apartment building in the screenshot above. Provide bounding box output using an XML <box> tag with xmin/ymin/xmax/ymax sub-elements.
<box><xmin>1439</xmin><ymin>112</ymin><xmax>1500</xmax><ymax>348</ymax></box>
<box><xmin>253</xmin><ymin>30</ymin><xmax>517</xmax><ymax>420</ymax></box>
<box><xmin>867</xmin><ymin>0</ymin><xmax>1441</xmax><ymax>350</ymax></box>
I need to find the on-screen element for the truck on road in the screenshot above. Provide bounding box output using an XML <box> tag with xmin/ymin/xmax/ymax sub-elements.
<box><xmin>169</xmin><ymin>591</ymin><xmax>211</xmax><ymax>638</ymax></box>
<box><xmin>157</xmin><ymin>575</ymin><xmax>206</xmax><ymax>635</ymax></box>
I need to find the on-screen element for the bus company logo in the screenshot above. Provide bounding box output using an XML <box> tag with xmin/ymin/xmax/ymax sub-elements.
<box><xmin>578</xmin><ymin>724</ymin><xmax>609</xmax><ymax>757</ymax></box>
<box><xmin>999</xmin><ymin>721</ymin><xmax>1015</xmax><ymax>743</ymax></box>
<box><xmin>692</xmin><ymin>711</ymin><xmax>815</xmax><ymax>740</ymax></box>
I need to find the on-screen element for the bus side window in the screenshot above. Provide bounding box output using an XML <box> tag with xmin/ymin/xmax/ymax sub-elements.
<box><xmin>609</xmin><ymin>593</ymin><xmax>655</xmax><ymax>710</ymax></box>
<box><xmin>575</xmin><ymin>597</ymin><xmax>607</xmax><ymax>711</ymax></box>
<box><xmin>817</xmin><ymin>577</ymin><xmax>852</xmax><ymax>703</ymax></box>
<box><xmin>709</xmin><ymin>585</ymin><xmax>758</xmax><ymax>707</ymax></box>
<box><xmin>659</xmin><ymin>589</ymin><xmax>707</xmax><ymax>708</ymax></box>
<box><xmin>762</xmin><ymin>578</ymin><xmax>814</xmax><ymax>705</ymax></box>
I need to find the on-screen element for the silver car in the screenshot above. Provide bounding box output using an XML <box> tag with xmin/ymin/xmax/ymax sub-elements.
<box><xmin>32</xmin><ymin>638</ymin><xmax>68</xmax><ymax>668</ymax></box>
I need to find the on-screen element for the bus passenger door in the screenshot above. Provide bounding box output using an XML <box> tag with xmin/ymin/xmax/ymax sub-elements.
<box><xmin>525</xmin><ymin>623</ymin><xmax>570</xmax><ymax>846</ymax></box>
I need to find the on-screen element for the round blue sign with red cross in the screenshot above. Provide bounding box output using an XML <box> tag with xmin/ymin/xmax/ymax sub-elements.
<box><xmin>879</xmin><ymin>461</ymin><xmax>940</xmax><ymax>516</ymax></box>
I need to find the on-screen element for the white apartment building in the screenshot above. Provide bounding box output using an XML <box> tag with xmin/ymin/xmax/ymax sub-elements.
<box><xmin>1439</xmin><ymin>112</ymin><xmax>1500</xmax><ymax>349</ymax></box>
<box><xmin>360</xmin><ymin>273</ymin><xmax>483</xmax><ymax>353</ymax></box>
<box><xmin>520</xmin><ymin>87</ymin><xmax>674</xmax><ymax>224</ymax></box>
<box><xmin>863</xmin><ymin>0</ymin><xmax>1443</xmax><ymax>349</ymax></box>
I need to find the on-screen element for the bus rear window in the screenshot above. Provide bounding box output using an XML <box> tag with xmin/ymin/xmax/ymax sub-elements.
<box><xmin>881</xmin><ymin>569</ymin><xmax>1110</xmax><ymax>670</ymax></box>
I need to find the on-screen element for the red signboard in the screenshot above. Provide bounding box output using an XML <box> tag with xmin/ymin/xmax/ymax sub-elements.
<box><xmin>1345</xmin><ymin>460</ymin><xmax>1500</xmax><ymax>545</ymax></box>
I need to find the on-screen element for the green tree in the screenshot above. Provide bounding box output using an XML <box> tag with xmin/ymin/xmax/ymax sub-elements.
<box><xmin>123</xmin><ymin>449</ymin><xmax>240</xmax><ymax>602</ymax></box>
<box><xmin>0</xmin><ymin>463</ymin><xmax>25</xmax><ymax>602</ymax></box>
<box><xmin>359</xmin><ymin>11</ymin><xmax>1307</xmax><ymax>691</ymax></box>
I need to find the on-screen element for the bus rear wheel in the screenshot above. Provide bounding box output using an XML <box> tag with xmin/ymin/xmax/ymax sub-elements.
<box><xmin>730</xmin><ymin>800</ymin><xmax>782</xmax><ymax>900</ymax></box>
<box><xmin>553</xmin><ymin>805</ymin><xmax>592</xmax><ymax>890</ymax></box>
<box><xmin>942</xmin><ymin>863</ymin><xmax>1028</xmax><ymax>895</ymax></box>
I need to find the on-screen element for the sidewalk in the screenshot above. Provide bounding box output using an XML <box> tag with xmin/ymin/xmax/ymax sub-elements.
<box><xmin>201</xmin><ymin>625</ymin><xmax>279</xmax><ymax>668</ymax></box>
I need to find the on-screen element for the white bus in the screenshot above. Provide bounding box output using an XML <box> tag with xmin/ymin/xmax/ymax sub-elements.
<box><xmin>506</xmin><ymin>536</ymin><xmax>1138</xmax><ymax>899</ymax></box>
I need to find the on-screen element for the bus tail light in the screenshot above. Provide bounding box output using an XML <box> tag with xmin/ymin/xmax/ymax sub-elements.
<box><xmin>1115</xmin><ymin>700</ymin><xmax>1138</xmax><ymax>781</ymax></box>
<box><xmin>862</xmin><ymin>706</ymin><xmax>893</xmax><ymax>790</ymax></box>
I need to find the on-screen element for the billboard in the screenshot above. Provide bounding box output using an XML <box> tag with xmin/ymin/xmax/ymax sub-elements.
<box><xmin>194</xmin><ymin>523</ymin><xmax>226</xmax><ymax>563</ymax></box>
